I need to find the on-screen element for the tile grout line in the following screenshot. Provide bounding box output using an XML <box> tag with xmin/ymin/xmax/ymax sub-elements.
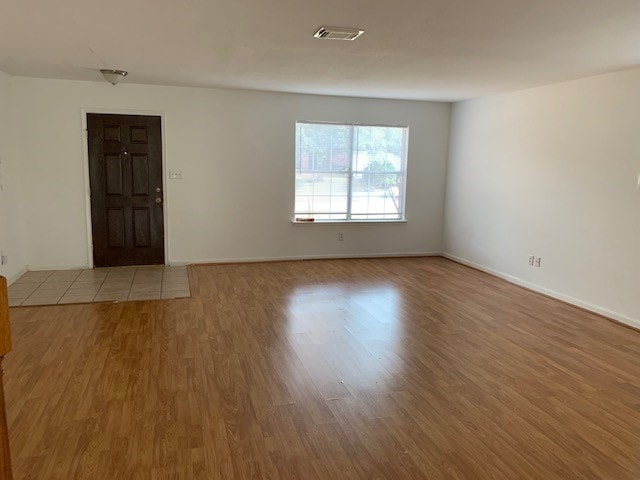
<box><xmin>125</xmin><ymin>267</ymin><xmax>137</xmax><ymax>301</ymax></box>
<box><xmin>90</xmin><ymin>269</ymin><xmax>109</xmax><ymax>302</ymax></box>
<box><xmin>63</xmin><ymin>269</ymin><xmax>108</xmax><ymax>304</ymax></box>
<box><xmin>21</xmin><ymin>270</ymin><xmax>56</xmax><ymax>305</ymax></box>
<box><xmin>128</xmin><ymin>265</ymin><xmax>162</xmax><ymax>300</ymax></box>
<box><xmin>8</xmin><ymin>283</ymin><xmax>37</xmax><ymax>306</ymax></box>
<box><xmin>99</xmin><ymin>266</ymin><xmax>136</xmax><ymax>302</ymax></box>
<box><xmin>56</xmin><ymin>270</ymin><xmax>83</xmax><ymax>304</ymax></box>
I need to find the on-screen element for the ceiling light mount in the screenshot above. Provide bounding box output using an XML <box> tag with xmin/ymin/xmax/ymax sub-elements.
<box><xmin>313</xmin><ymin>26</ymin><xmax>364</xmax><ymax>41</ymax></box>
<box><xmin>100</xmin><ymin>69</ymin><xmax>128</xmax><ymax>85</ymax></box>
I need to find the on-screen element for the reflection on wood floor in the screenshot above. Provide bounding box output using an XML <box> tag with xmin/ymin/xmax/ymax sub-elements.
<box><xmin>5</xmin><ymin>257</ymin><xmax>640</xmax><ymax>479</ymax></box>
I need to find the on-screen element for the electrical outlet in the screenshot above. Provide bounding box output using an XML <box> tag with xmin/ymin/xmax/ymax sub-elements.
<box><xmin>169</xmin><ymin>170</ymin><xmax>183</xmax><ymax>179</ymax></box>
<box><xmin>528</xmin><ymin>255</ymin><xmax>535</xmax><ymax>266</ymax></box>
<box><xmin>535</xmin><ymin>257</ymin><xmax>541</xmax><ymax>268</ymax></box>
<box><xmin>0</xmin><ymin>252</ymin><xmax>7</xmax><ymax>266</ymax></box>
<box><xmin>338</xmin><ymin>232</ymin><xmax>344</xmax><ymax>241</ymax></box>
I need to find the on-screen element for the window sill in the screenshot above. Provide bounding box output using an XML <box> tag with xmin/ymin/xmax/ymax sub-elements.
<box><xmin>291</xmin><ymin>220</ymin><xmax>407</xmax><ymax>225</ymax></box>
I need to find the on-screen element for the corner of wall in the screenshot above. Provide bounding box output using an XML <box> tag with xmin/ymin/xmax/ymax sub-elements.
<box><xmin>441</xmin><ymin>99</ymin><xmax>461</xmax><ymax>255</ymax></box>
<box><xmin>442</xmin><ymin>68</ymin><xmax>640</xmax><ymax>331</ymax></box>
<box><xmin>0</xmin><ymin>69</ymin><xmax>28</xmax><ymax>283</ymax></box>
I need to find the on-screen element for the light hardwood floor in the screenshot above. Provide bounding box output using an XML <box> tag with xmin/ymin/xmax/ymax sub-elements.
<box><xmin>4</xmin><ymin>257</ymin><xmax>640</xmax><ymax>479</ymax></box>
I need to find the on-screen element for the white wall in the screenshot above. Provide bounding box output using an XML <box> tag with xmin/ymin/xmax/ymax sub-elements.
<box><xmin>6</xmin><ymin>68</ymin><xmax>640</xmax><ymax>327</ymax></box>
<box><xmin>445</xmin><ymin>67</ymin><xmax>640</xmax><ymax>328</ymax></box>
<box><xmin>0</xmin><ymin>71</ymin><xmax>27</xmax><ymax>282</ymax></box>
<box><xmin>9</xmin><ymin>77</ymin><xmax>450</xmax><ymax>268</ymax></box>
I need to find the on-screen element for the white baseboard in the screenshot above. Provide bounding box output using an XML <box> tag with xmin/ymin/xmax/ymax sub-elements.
<box><xmin>27</xmin><ymin>264</ymin><xmax>90</xmax><ymax>271</ymax></box>
<box><xmin>179</xmin><ymin>251</ymin><xmax>442</xmax><ymax>266</ymax></box>
<box><xmin>25</xmin><ymin>253</ymin><xmax>442</xmax><ymax>269</ymax></box>
<box><xmin>443</xmin><ymin>253</ymin><xmax>640</xmax><ymax>331</ymax></box>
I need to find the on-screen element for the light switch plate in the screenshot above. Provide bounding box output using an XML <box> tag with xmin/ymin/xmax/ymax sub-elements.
<box><xmin>169</xmin><ymin>170</ymin><xmax>183</xmax><ymax>179</ymax></box>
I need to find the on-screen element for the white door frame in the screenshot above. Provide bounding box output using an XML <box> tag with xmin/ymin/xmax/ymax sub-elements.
<box><xmin>81</xmin><ymin>108</ymin><xmax>170</xmax><ymax>268</ymax></box>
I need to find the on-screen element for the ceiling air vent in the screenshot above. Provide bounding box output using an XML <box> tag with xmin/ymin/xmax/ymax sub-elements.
<box><xmin>313</xmin><ymin>26</ymin><xmax>364</xmax><ymax>41</ymax></box>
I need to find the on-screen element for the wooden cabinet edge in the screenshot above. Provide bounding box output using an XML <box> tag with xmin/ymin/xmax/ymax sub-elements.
<box><xmin>0</xmin><ymin>277</ymin><xmax>13</xmax><ymax>479</ymax></box>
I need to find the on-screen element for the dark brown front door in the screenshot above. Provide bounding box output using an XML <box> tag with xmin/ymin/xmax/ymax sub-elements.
<box><xmin>87</xmin><ymin>114</ymin><xmax>165</xmax><ymax>267</ymax></box>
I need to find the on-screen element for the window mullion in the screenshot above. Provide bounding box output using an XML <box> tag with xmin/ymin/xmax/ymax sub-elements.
<box><xmin>347</xmin><ymin>125</ymin><xmax>354</xmax><ymax>220</ymax></box>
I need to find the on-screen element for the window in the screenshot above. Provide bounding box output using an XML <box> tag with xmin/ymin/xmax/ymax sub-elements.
<box><xmin>294</xmin><ymin>122</ymin><xmax>408</xmax><ymax>222</ymax></box>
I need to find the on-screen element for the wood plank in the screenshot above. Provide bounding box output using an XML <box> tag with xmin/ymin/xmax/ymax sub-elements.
<box><xmin>4</xmin><ymin>258</ymin><xmax>640</xmax><ymax>479</ymax></box>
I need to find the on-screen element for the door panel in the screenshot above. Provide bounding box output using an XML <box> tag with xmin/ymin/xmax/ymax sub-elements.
<box><xmin>133</xmin><ymin>208</ymin><xmax>151</xmax><ymax>247</ymax></box>
<box><xmin>105</xmin><ymin>155</ymin><xmax>124</xmax><ymax>196</ymax></box>
<box><xmin>87</xmin><ymin>114</ymin><xmax>165</xmax><ymax>267</ymax></box>
<box><xmin>131</xmin><ymin>155</ymin><xmax>149</xmax><ymax>195</ymax></box>
<box><xmin>107</xmin><ymin>208</ymin><xmax>125</xmax><ymax>248</ymax></box>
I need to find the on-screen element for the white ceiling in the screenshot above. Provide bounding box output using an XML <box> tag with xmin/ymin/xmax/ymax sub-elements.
<box><xmin>1</xmin><ymin>0</ymin><xmax>639</xmax><ymax>101</ymax></box>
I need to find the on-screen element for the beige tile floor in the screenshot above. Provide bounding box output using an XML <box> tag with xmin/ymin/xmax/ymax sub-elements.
<box><xmin>8</xmin><ymin>265</ymin><xmax>191</xmax><ymax>307</ymax></box>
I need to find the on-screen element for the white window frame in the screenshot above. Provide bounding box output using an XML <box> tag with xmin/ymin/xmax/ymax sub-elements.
<box><xmin>294</xmin><ymin>121</ymin><xmax>409</xmax><ymax>223</ymax></box>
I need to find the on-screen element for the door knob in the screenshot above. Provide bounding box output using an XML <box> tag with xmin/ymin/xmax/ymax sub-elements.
<box><xmin>155</xmin><ymin>197</ymin><xmax>162</xmax><ymax>204</ymax></box>
<box><xmin>155</xmin><ymin>187</ymin><xmax>162</xmax><ymax>193</ymax></box>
